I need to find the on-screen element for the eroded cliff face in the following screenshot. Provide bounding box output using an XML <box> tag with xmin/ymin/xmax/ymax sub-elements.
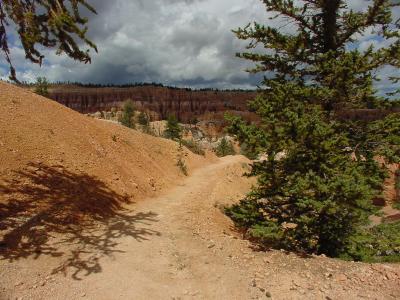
<box><xmin>44</xmin><ymin>84</ymin><xmax>399</xmax><ymax>123</ymax></box>
<box><xmin>48</xmin><ymin>85</ymin><xmax>257</xmax><ymax>122</ymax></box>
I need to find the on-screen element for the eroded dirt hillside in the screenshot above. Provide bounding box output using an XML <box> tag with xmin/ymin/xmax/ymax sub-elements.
<box><xmin>0</xmin><ymin>81</ymin><xmax>212</xmax><ymax>259</ymax></box>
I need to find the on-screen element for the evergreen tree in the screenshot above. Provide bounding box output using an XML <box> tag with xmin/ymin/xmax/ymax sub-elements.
<box><xmin>0</xmin><ymin>1</ymin><xmax>97</xmax><ymax>81</ymax></box>
<box><xmin>121</xmin><ymin>100</ymin><xmax>136</xmax><ymax>129</ymax></box>
<box><xmin>226</xmin><ymin>0</ymin><xmax>400</xmax><ymax>258</ymax></box>
<box><xmin>215</xmin><ymin>137</ymin><xmax>235</xmax><ymax>157</ymax></box>
<box><xmin>164</xmin><ymin>115</ymin><xmax>182</xmax><ymax>140</ymax></box>
<box><xmin>34</xmin><ymin>77</ymin><xmax>49</xmax><ymax>97</ymax></box>
<box><xmin>234</xmin><ymin>0</ymin><xmax>399</xmax><ymax>108</ymax></box>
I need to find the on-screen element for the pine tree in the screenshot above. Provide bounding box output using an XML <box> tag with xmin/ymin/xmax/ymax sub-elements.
<box><xmin>226</xmin><ymin>0</ymin><xmax>400</xmax><ymax>258</ymax></box>
<box><xmin>0</xmin><ymin>0</ymin><xmax>97</xmax><ymax>81</ymax></box>
<box><xmin>164</xmin><ymin>115</ymin><xmax>182</xmax><ymax>140</ymax></box>
<box><xmin>121</xmin><ymin>100</ymin><xmax>136</xmax><ymax>129</ymax></box>
<box><xmin>34</xmin><ymin>77</ymin><xmax>49</xmax><ymax>97</ymax></box>
<box><xmin>215</xmin><ymin>137</ymin><xmax>235</xmax><ymax>157</ymax></box>
<box><xmin>234</xmin><ymin>0</ymin><xmax>399</xmax><ymax>109</ymax></box>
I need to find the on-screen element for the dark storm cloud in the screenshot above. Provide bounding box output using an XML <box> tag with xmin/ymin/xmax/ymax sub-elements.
<box><xmin>1</xmin><ymin>0</ymin><xmax>398</xmax><ymax>93</ymax></box>
<box><xmin>0</xmin><ymin>0</ymin><xmax>272</xmax><ymax>88</ymax></box>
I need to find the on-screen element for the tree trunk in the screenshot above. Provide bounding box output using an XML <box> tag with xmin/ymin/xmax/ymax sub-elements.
<box><xmin>321</xmin><ymin>0</ymin><xmax>341</xmax><ymax>52</ymax></box>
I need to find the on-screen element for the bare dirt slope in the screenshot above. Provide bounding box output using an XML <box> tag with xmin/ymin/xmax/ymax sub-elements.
<box><xmin>0</xmin><ymin>81</ymin><xmax>208</xmax><ymax>197</ymax></box>
<box><xmin>0</xmin><ymin>155</ymin><xmax>399</xmax><ymax>300</ymax></box>
<box><xmin>0</xmin><ymin>81</ymin><xmax>211</xmax><ymax>263</ymax></box>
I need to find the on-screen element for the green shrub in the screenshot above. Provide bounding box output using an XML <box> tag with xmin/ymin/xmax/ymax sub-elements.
<box><xmin>138</xmin><ymin>111</ymin><xmax>149</xmax><ymax>126</ymax></box>
<box><xmin>34</xmin><ymin>77</ymin><xmax>49</xmax><ymax>97</ymax></box>
<box><xmin>340</xmin><ymin>221</ymin><xmax>400</xmax><ymax>263</ymax></box>
<box><xmin>121</xmin><ymin>100</ymin><xmax>136</xmax><ymax>129</ymax></box>
<box><xmin>181</xmin><ymin>139</ymin><xmax>205</xmax><ymax>156</ymax></box>
<box><xmin>164</xmin><ymin>115</ymin><xmax>182</xmax><ymax>140</ymax></box>
<box><xmin>176</xmin><ymin>141</ymin><xmax>188</xmax><ymax>176</ymax></box>
<box><xmin>239</xmin><ymin>142</ymin><xmax>258</xmax><ymax>160</ymax></box>
<box><xmin>215</xmin><ymin>137</ymin><xmax>235</xmax><ymax>157</ymax></box>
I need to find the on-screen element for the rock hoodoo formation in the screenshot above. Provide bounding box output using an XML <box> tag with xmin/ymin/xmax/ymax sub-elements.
<box><xmin>47</xmin><ymin>84</ymin><xmax>257</xmax><ymax>122</ymax></box>
<box><xmin>45</xmin><ymin>84</ymin><xmax>400</xmax><ymax>123</ymax></box>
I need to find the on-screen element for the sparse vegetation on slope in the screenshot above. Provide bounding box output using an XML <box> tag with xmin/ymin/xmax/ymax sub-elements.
<box><xmin>34</xmin><ymin>77</ymin><xmax>49</xmax><ymax>97</ymax></box>
<box><xmin>164</xmin><ymin>115</ymin><xmax>182</xmax><ymax>140</ymax></box>
<box><xmin>121</xmin><ymin>100</ymin><xmax>136</xmax><ymax>129</ymax></box>
<box><xmin>176</xmin><ymin>141</ymin><xmax>188</xmax><ymax>176</ymax></box>
<box><xmin>215</xmin><ymin>137</ymin><xmax>235</xmax><ymax>157</ymax></box>
<box><xmin>342</xmin><ymin>221</ymin><xmax>400</xmax><ymax>263</ymax></box>
<box><xmin>181</xmin><ymin>139</ymin><xmax>205</xmax><ymax>156</ymax></box>
<box><xmin>138</xmin><ymin>111</ymin><xmax>149</xmax><ymax>126</ymax></box>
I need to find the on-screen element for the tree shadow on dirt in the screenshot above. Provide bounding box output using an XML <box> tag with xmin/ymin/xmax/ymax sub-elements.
<box><xmin>0</xmin><ymin>163</ymin><xmax>160</xmax><ymax>280</ymax></box>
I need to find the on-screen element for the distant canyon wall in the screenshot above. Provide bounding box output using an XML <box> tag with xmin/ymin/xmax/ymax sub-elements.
<box><xmin>48</xmin><ymin>85</ymin><xmax>257</xmax><ymax>122</ymax></box>
<box><xmin>45</xmin><ymin>85</ymin><xmax>399</xmax><ymax>123</ymax></box>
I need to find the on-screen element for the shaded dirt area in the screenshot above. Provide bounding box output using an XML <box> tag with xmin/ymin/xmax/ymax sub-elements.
<box><xmin>0</xmin><ymin>163</ymin><xmax>160</xmax><ymax>280</ymax></box>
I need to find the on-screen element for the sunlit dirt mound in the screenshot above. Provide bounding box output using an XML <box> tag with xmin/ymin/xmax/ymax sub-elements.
<box><xmin>0</xmin><ymin>81</ymin><xmax>210</xmax><ymax>255</ymax></box>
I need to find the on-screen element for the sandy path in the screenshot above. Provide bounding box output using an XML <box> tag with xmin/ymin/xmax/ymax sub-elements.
<box><xmin>1</xmin><ymin>156</ymin><xmax>257</xmax><ymax>300</ymax></box>
<box><xmin>76</xmin><ymin>155</ymin><xmax>257</xmax><ymax>300</ymax></box>
<box><xmin>1</xmin><ymin>156</ymin><xmax>399</xmax><ymax>300</ymax></box>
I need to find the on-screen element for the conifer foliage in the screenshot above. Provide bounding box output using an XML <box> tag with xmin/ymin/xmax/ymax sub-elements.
<box><xmin>215</xmin><ymin>137</ymin><xmax>235</xmax><ymax>157</ymax></box>
<box><xmin>121</xmin><ymin>100</ymin><xmax>136</xmax><ymax>129</ymax></box>
<box><xmin>226</xmin><ymin>0</ymin><xmax>400</xmax><ymax>259</ymax></box>
<box><xmin>0</xmin><ymin>0</ymin><xmax>97</xmax><ymax>81</ymax></box>
<box><xmin>164</xmin><ymin>115</ymin><xmax>182</xmax><ymax>141</ymax></box>
<box><xmin>34</xmin><ymin>77</ymin><xmax>49</xmax><ymax>97</ymax></box>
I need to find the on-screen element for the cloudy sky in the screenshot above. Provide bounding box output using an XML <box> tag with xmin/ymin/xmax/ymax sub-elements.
<box><xmin>0</xmin><ymin>0</ymin><xmax>399</xmax><ymax>92</ymax></box>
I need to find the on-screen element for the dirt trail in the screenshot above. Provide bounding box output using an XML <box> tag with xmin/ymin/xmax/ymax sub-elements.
<box><xmin>1</xmin><ymin>156</ymin><xmax>399</xmax><ymax>300</ymax></box>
